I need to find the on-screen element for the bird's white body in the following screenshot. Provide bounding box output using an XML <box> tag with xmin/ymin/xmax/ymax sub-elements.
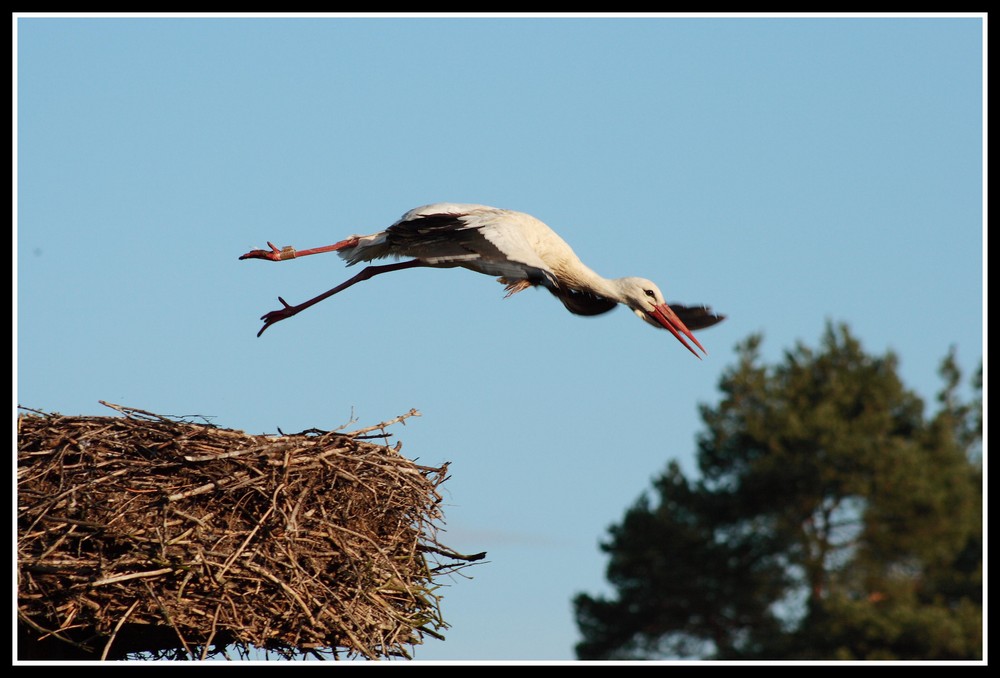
<box><xmin>241</xmin><ymin>202</ymin><xmax>724</xmax><ymax>356</ymax></box>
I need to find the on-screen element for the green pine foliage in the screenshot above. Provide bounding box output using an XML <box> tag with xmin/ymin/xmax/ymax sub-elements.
<box><xmin>574</xmin><ymin>323</ymin><xmax>982</xmax><ymax>660</ymax></box>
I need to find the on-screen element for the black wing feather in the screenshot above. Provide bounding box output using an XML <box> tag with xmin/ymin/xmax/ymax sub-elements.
<box><xmin>385</xmin><ymin>213</ymin><xmax>505</xmax><ymax>262</ymax></box>
<box><xmin>552</xmin><ymin>287</ymin><xmax>619</xmax><ymax>316</ymax></box>
<box><xmin>670</xmin><ymin>304</ymin><xmax>726</xmax><ymax>331</ymax></box>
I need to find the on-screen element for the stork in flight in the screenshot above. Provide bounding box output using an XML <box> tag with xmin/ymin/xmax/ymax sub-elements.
<box><xmin>239</xmin><ymin>203</ymin><xmax>725</xmax><ymax>357</ymax></box>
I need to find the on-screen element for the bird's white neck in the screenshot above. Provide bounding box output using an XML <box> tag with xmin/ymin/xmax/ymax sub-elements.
<box><xmin>559</xmin><ymin>265</ymin><xmax>634</xmax><ymax>303</ymax></box>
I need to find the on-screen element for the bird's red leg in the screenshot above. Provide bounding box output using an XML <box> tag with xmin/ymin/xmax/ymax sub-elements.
<box><xmin>239</xmin><ymin>236</ymin><xmax>361</xmax><ymax>262</ymax></box>
<box><xmin>256</xmin><ymin>259</ymin><xmax>428</xmax><ymax>337</ymax></box>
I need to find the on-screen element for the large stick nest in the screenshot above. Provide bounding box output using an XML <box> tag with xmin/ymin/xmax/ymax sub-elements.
<box><xmin>16</xmin><ymin>402</ymin><xmax>484</xmax><ymax>661</ymax></box>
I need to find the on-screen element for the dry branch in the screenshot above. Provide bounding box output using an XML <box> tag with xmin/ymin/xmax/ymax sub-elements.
<box><xmin>16</xmin><ymin>403</ymin><xmax>483</xmax><ymax>661</ymax></box>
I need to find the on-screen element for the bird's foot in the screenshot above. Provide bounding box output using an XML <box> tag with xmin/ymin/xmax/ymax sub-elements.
<box><xmin>500</xmin><ymin>278</ymin><xmax>533</xmax><ymax>298</ymax></box>
<box><xmin>239</xmin><ymin>242</ymin><xmax>297</xmax><ymax>261</ymax></box>
<box><xmin>257</xmin><ymin>297</ymin><xmax>300</xmax><ymax>337</ymax></box>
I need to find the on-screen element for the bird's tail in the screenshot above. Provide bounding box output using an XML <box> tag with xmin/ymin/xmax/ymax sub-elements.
<box><xmin>335</xmin><ymin>232</ymin><xmax>391</xmax><ymax>266</ymax></box>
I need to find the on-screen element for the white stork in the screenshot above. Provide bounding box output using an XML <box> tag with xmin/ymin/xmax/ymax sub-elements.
<box><xmin>239</xmin><ymin>203</ymin><xmax>724</xmax><ymax>357</ymax></box>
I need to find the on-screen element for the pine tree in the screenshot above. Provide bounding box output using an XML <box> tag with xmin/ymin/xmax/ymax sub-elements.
<box><xmin>573</xmin><ymin>323</ymin><xmax>982</xmax><ymax>660</ymax></box>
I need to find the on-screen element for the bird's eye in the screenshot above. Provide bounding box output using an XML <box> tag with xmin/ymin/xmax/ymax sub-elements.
<box><xmin>644</xmin><ymin>289</ymin><xmax>656</xmax><ymax>298</ymax></box>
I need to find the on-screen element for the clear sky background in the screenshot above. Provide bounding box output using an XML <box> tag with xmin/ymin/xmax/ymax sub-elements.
<box><xmin>15</xmin><ymin>14</ymin><xmax>984</xmax><ymax>662</ymax></box>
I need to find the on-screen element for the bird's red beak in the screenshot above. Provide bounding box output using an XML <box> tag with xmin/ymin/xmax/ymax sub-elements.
<box><xmin>650</xmin><ymin>303</ymin><xmax>707</xmax><ymax>359</ymax></box>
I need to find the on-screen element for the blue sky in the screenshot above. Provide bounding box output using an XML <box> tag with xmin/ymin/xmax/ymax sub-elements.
<box><xmin>15</xmin><ymin>14</ymin><xmax>984</xmax><ymax>662</ymax></box>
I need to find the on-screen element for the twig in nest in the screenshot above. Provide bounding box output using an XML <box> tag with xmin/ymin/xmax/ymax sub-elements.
<box><xmin>92</xmin><ymin>568</ymin><xmax>175</xmax><ymax>587</ymax></box>
<box><xmin>101</xmin><ymin>600</ymin><xmax>140</xmax><ymax>660</ymax></box>
<box><xmin>342</xmin><ymin>409</ymin><xmax>421</xmax><ymax>437</ymax></box>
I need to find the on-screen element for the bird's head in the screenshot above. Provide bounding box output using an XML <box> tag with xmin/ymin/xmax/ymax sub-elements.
<box><xmin>617</xmin><ymin>277</ymin><xmax>708</xmax><ymax>359</ymax></box>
